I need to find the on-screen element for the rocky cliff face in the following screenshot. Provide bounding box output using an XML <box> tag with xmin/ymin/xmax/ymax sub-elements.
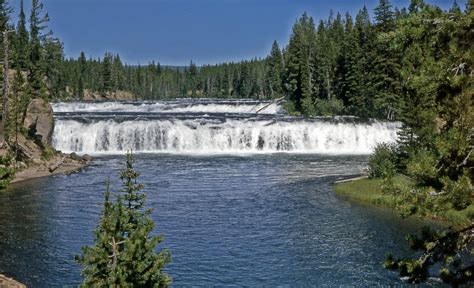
<box><xmin>23</xmin><ymin>98</ymin><xmax>54</xmax><ymax>146</ymax></box>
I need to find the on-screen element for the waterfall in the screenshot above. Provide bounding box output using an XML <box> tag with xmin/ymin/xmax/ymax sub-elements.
<box><xmin>52</xmin><ymin>100</ymin><xmax>400</xmax><ymax>155</ymax></box>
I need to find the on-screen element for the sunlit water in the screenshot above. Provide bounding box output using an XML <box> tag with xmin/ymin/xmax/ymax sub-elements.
<box><xmin>0</xmin><ymin>100</ymin><xmax>434</xmax><ymax>286</ymax></box>
<box><xmin>0</xmin><ymin>154</ymin><xmax>438</xmax><ymax>287</ymax></box>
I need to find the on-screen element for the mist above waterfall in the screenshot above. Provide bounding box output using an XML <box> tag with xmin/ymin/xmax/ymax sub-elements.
<box><xmin>52</xmin><ymin>100</ymin><xmax>400</xmax><ymax>155</ymax></box>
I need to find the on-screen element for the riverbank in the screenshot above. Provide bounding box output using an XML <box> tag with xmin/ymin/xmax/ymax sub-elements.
<box><xmin>11</xmin><ymin>153</ymin><xmax>90</xmax><ymax>184</ymax></box>
<box><xmin>334</xmin><ymin>177</ymin><xmax>474</xmax><ymax>227</ymax></box>
<box><xmin>0</xmin><ymin>98</ymin><xmax>92</xmax><ymax>186</ymax></box>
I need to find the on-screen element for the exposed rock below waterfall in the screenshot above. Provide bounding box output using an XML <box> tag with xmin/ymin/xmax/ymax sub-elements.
<box><xmin>23</xmin><ymin>98</ymin><xmax>54</xmax><ymax>146</ymax></box>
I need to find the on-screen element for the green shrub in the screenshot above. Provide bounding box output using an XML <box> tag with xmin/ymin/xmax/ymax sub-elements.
<box><xmin>301</xmin><ymin>97</ymin><xmax>316</xmax><ymax>116</ymax></box>
<box><xmin>442</xmin><ymin>176</ymin><xmax>473</xmax><ymax>210</ymax></box>
<box><xmin>0</xmin><ymin>166</ymin><xmax>15</xmax><ymax>189</ymax></box>
<box><xmin>283</xmin><ymin>101</ymin><xmax>300</xmax><ymax>116</ymax></box>
<box><xmin>368</xmin><ymin>143</ymin><xmax>398</xmax><ymax>178</ymax></box>
<box><xmin>406</xmin><ymin>150</ymin><xmax>439</xmax><ymax>187</ymax></box>
<box><xmin>41</xmin><ymin>146</ymin><xmax>56</xmax><ymax>161</ymax></box>
<box><xmin>0</xmin><ymin>154</ymin><xmax>14</xmax><ymax>166</ymax></box>
<box><xmin>313</xmin><ymin>98</ymin><xmax>344</xmax><ymax>116</ymax></box>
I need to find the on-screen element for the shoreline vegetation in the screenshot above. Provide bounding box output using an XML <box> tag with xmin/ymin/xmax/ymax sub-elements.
<box><xmin>334</xmin><ymin>176</ymin><xmax>474</xmax><ymax>228</ymax></box>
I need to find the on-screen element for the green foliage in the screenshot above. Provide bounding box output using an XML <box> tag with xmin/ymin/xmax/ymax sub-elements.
<box><xmin>367</xmin><ymin>143</ymin><xmax>398</xmax><ymax>178</ymax></box>
<box><xmin>284</xmin><ymin>13</ymin><xmax>315</xmax><ymax>112</ymax></box>
<box><xmin>0</xmin><ymin>167</ymin><xmax>13</xmax><ymax>189</ymax></box>
<box><xmin>442</xmin><ymin>176</ymin><xmax>473</xmax><ymax>211</ymax></box>
<box><xmin>384</xmin><ymin>225</ymin><xmax>474</xmax><ymax>286</ymax></box>
<box><xmin>311</xmin><ymin>98</ymin><xmax>344</xmax><ymax>116</ymax></box>
<box><xmin>335</xmin><ymin>177</ymin><xmax>474</xmax><ymax>226</ymax></box>
<box><xmin>0</xmin><ymin>154</ymin><xmax>15</xmax><ymax>190</ymax></box>
<box><xmin>406</xmin><ymin>150</ymin><xmax>439</xmax><ymax>187</ymax></box>
<box><xmin>40</xmin><ymin>145</ymin><xmax>55</xmax><ymax>161</ymax></box>
<box><xmin>14</xmin><ymin>0</ymin><xmax>29</xmax><ymax>70</ymax></box>
<box><xmin>28</xmin><ymin>0</ymin><xmax>50</xmax><ymax>99</ymax></box>
<box><xmin>101</xmin><ymin>52</ymin><xmax>113</xmax><ymax>93</ymax></box>
<box><xmin>265</xmin><ymin>41</ymin><xmax>284</xmax><ymax>98</ymax></box>
<box><xmin>76</xmin><ymin>153</ymin><xmax>171</xmax><ymax>287</ymax></box>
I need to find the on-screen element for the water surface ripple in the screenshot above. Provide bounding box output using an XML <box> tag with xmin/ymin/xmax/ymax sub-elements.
<box><xmin>0</xmin><ymin>154</ymin><xmax>439</xmax><ymax>287</ymax></box>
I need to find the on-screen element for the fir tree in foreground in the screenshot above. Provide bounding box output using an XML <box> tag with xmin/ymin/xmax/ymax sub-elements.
<box><xmin>76</xmin><ymin>153</ymin><xmax>171</xmax><ymax>287</ymax></box>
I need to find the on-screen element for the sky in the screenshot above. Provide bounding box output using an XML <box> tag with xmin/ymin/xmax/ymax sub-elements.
<box><xmin>10</xmin><ymin>0</ymin><xmax>466</xmax><ymax>66</ymax></box>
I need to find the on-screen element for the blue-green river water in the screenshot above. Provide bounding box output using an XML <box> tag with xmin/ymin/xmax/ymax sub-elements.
<box><xmin>0</xmin><ymin>100</ymin><xmax>437</xmax><ymax>286</ymax></box>
<box><xmin>0</xmin><ymin>154</ymin><xmax>436</xmax><ymax>287</ymax></box>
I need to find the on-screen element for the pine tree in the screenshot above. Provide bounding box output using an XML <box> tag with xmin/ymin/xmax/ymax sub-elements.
<box><xmin>369</xmin><ymin>0</ymin><xmax>401</xmax><ymax>119</ymax></box>
<box><xmin>43</xmin><ymin>36</ymin><xmax>64</xmax><ymax>98</ymax></box>
<box><xmin>346</xmin><ymin>7</ymin><xmax>372</xmax><ymax>116</ymax></box>
<box><xmin>408</xmin><ymin>0</ymin><xmax>425</xmax><ymax>14</ymax></box>
<box><xmin>0</xmin><ymin>0</ymin><xmax>12</xmax><ymax>63</ymax></box>
<box><xmin>374</xmin><ymin>0</ymin><xmax>394</xmax><ymax>32</ymax></box>
<box><xmin>265</xmin><ymin>40</ymin><xmax>283</xmax><ymax>98</ymax></box>
<box><xmin>29</xmin><ymin>0</ymin><xmax>49</xmax><ymax>98</ymax></box>
<box><xmin>385</xmin><ymin>225</ymin><xmax>474</xmax><ymax>285</ymax></box>
<box><xmin>237</xmin><ymin>61</ymin><xmax>251</xmax><ymax>97</ymax></box>
<box><xmin>113</xmin><ymin>54</ymin><xmax>125</xmax><ymax>91</ymax></box>
<box><xmin>284</xmin><ymin>13</ymin><xmax>315</xmax><ymax>114</ymax></box>
<box><xmin>77</xmin><ymin>153</ymin><xmax>171</xmax><ymax>287</ymax></box>
<box><xmin>0</xmin><ymin>0</ymin><xmax>10</xmax><ymax>28</ymax></box>
<box><xmin>310</xmin><ymin>20</ymin><xmax>329</xmax><ymax>102</ymax></box>
<box><xmin>77</xmin><ymin>52</ymin><xmax>86</xmax><ymax>99</ymax></box>
<box><xmin>15</xmin><ymin>0</ymin><xmax>29</xmax><ymax>70</ymax></box>
<box><xmin>101</xmin><ymin>53</ymin><xmax>113</xmax><ymax>93</ymax></box>
<box><xmin>186</xmin><ymin>60</ymin><xmax>198</xmax><ymax>96</ymax></box>
<box><xmin>7</xmin><ymin>69</ymin><xmax>27</xmax><ymax>149</ymax></box>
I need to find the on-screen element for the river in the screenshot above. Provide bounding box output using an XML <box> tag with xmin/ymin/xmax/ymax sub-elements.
<box><xmin>0</xmin><ymin>100</ymin><xmax>435</xmax><ymax>286</ymax></box>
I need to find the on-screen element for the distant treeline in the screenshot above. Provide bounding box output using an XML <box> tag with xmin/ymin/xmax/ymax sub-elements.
<box><xmin>61</xmin><ymin>56</ymin><xmax>268</xmax><ymax>101</ymax></box>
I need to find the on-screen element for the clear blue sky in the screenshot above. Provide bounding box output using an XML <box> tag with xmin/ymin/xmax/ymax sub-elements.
<box><xmin>10</xmin><ymin>0</ymin><xmax>466</xmax><ymax>66</ymax></box>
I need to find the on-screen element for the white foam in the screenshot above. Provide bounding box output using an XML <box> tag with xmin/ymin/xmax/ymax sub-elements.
<box><xmin>52</xmin><ymin>101</ymin><xmax>282</xmax><ymax>114</ymax></box>
<box><xmin>53</xmin><ymin>118</ymin><xmax>400</xmax><ymax>155</ymax></box>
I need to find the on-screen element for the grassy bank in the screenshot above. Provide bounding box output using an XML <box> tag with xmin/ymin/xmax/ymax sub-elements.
<box><xmin>334</xmin><ymin>177</ymin><xmax>474</xmax><ymax>227</ymax></box>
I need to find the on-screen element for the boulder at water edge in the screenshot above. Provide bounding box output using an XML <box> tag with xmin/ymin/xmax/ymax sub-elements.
<box><xmin>23</xmin><ymin>98</ymin><xmax>54</xmax><ymax>146</ymax></box>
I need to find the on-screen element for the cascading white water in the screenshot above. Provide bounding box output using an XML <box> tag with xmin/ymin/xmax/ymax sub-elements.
<box><xmin>52</xmin><ymin>100</ymin><xmax>282</xmax><ymax>114</ymax></box>
<box><xmin>53</xmin><ymin>118</ymin><xmax>400</xmax><ymax>155</ymax></box>
<box><xmin>52</xmin><ymin>100</ymin><xmax>400</xmax><ymax>155</ymax></box>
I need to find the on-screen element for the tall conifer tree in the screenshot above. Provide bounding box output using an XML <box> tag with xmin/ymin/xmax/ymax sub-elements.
<box><xmin>29</xmin><ymin>0</ymin><xmax>49</xmax><ymax>98</ymax></box>
<box><xmin>265</xmin><ymin>40</ymin><xmax>283</xmax><ymax>98</ymax></box>
<box><xmin>15</xmin><ymin>0</ymin><xmax>29</xmax><ymax>70</ymax></box>
<box><xmin>77</xmin><ymin>153</ymin><xmax>171</xmax><ymax>287</ymax></box>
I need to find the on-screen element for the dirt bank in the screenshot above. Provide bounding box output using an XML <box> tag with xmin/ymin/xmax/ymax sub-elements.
<box><xmin>11</xmin><ymin>153</ymin><xmax>90</xmax><ymax>184</ymax></box>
